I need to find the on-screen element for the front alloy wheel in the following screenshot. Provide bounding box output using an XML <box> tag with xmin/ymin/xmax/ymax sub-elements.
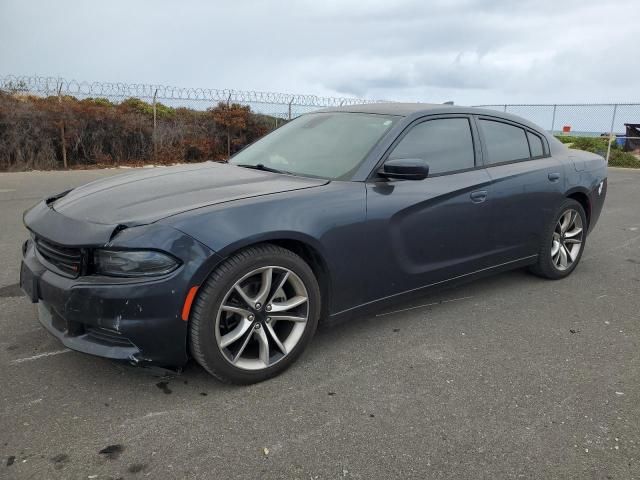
<box><xmin>189</xmin><ymin>244</ymin><xmax>320</xmax><ymax>384</ymax></box>
<box><xmin>216</xmin><ymin>266</ymin><xmax>309</xmax><ymax>370</ymax></box>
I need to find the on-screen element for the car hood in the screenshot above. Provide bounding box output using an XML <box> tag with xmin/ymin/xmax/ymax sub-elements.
<box><xmin>52</xmin><ymin>162</ymin><xmax>328</xmax><ymax>225</ymax></box>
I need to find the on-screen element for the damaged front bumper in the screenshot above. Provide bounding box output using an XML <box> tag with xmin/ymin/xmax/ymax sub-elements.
<box><xmin>20</xmin><ymin>200</ymin><xmax>220</xmax><ymax>367</ymax></box>
<box><xmin>21</xmin><ymin>240</ymin><xmax>193</xmax><ymax>366</ymax></box>
<box><xmin>37</xmin><ymin>301</ymin><xmax>140</xmax><ymax>361</ymax></box>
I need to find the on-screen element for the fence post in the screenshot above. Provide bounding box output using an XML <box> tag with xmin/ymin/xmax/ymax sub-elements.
<box><xmin>288</xmin><ymin>99</ymin><xmax>293</xmax><ymax>120</ymax></box>
<box><xmin>550</xmin><ymin>104</ymin><xmax>557</xmax><ymax>134</ymax></box>
<box><xmin>226</xmin><ymin>93</ymin><xmax>232</xmax><ymax>159</ymax></box>
<box><xmin>57</xmin><ymin>82</ymin><xmax>68</xmax><ymax>169</ymax></box>
<box><xmin>605</xmin><ymin>104</ymin><xmax>618</xmax><ymax>164</ymax></box>
<box><xmin>152</xmin><ymin>88</ymin><xmax>158</xmax><ymax>162</ymax></box>
<box><xmin>503</xmin><ymin>104</ymin><xmax>508</xmax><ymax>112</ymax></box>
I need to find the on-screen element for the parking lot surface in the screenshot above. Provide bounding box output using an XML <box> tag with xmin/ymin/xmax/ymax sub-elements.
<box><xmin>1</xmin><ymin>167</ymin><xmax>639</xmax><ymax>479</ymax></box>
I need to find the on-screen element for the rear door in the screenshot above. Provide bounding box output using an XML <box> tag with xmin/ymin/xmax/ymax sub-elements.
<box><xmin>363</xmin><ymin>115</ymin><xmax>494</xmax><ymax>304</ymax></box>
<box><xmin>475</xmin><ymin>116</ymin><xmax>565</xmax><ymax>263</ymax></box>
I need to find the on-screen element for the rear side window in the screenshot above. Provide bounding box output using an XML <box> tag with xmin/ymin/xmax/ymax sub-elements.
<box><xmin>527</xmin><ymin>131</ymin><xmax>544</xmax><ymax>158</ymax></box>
<box><xmin>479</xmin><ymin>119</ymin><xmax>530</xmax><ymax>164</ymax></box>
<box><xmin>388</xmin><ymin>118</ymin><xmax>475</xmax><ymax>175</ymax></box>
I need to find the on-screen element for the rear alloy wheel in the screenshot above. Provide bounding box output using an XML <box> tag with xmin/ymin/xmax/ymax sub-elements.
<box><xmin>550</xmin><ymin>209</ymin><xmax>584</xmax><ymax>271</ymax></box>
<box><xmin>189</xmin><ymin>245</ymin><xmax>320</xmax><ymax>384</ymax></box>
<box><xmin>530</xmin><ymin>199</ymin><xmax>587</xmax><ymax>279</ymax></box>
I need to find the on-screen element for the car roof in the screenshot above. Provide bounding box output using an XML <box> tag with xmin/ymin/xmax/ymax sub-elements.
<box><xmin>317</xmin><ymin>102</ymin><xmax>550</xmax><ymax>136</ymax></box>
<box><xmin>317</xmin><ymin>102</ymin><xmax>445</xmax><ymax>116</ymax></box>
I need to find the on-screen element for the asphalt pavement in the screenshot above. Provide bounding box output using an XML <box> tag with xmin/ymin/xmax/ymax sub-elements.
<box><xmin>0</xmin><ymin>166</ymin><xmax>639</xmax><ymax>479</ymax></box>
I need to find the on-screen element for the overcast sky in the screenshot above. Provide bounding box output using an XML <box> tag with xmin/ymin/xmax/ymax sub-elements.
<box><xmin>1</xmin><ymin>0</ymin><xmax>638</xmax><ymax>105</ymax></box>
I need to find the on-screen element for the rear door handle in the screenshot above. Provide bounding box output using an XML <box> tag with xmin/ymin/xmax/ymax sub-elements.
<box><xmin>470</xmin><ymin>190</ymin><xmax>488</xmax><ymax>203</ymax></box>
<box><xmin>548</xmin><ymin>172</ymin><xmax>560</xmax><ymax>182</ymax></box>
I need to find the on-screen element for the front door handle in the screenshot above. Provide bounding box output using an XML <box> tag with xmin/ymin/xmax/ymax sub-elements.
<box><xmin>548</xmin><ymin>172</ymin><xmax>560</xmax><ymax>182</ymax></box>
<box><xmin>470</xmin><ymin>190</ymin><xmax>488</xmax><ymax>203</ymax></box>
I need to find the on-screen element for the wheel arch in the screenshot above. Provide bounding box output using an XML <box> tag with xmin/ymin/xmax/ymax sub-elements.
<box><xmin>565</xmin><ymin>188</ymin><xmax>591</xmax><ymax>229</ymax></box>
<box><xmin>195</xmin><ymin>233</ymin><xmax>332</xmax><ymax>321</ymax></box>
<box><xmin>267</xmin><ymin>238</ymin><xmax>331</xmax><ymax>320</ymax></box>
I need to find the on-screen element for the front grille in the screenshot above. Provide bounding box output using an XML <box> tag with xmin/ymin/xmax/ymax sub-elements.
<box><xmin>35</xmin><ymin>237</ymin><xmax>83</xmax><ymax>277</ymax></box>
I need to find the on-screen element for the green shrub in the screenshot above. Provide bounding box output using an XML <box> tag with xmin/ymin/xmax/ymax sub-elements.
<box><xmin>554</xmin><ymin>135</ymin><xmax>640</xmax><ymax>167</ymax></box>
<box><xmin>570</xmin><ymin>136</ymin><xmax>610</xmax><ymax>153</ymax></box>
<box><xmin>84</xmin><ymin>97</ymin><xmax>114</xmax><ymax>107</ymax></box>
<box><xmin>608</xmin><ymin>150</ymin><xmax>640</xmax><ymax>168</ymax></box>
<box><xmin>555</xmin><ymin>135</ymin><xmax>579</xmax><ymax>144</ymax></box>
<box><xmin>119</xmin><ymin>97</ymin><xmax>176</xmax><ymax>118</ymax></box>
<box><xmin>555</xmin><ymin>135</ymin><xmax>610</xmax><ymax>153</ymax></box>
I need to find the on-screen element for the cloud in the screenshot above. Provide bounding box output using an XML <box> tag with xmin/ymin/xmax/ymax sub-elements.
<box><xmin>0</xmin><ymin>0</ymin><xmax>638</xmax><ymax>104</ymax></box>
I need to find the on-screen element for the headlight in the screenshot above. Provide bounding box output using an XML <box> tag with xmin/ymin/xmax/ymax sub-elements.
<box><xmin>93</xmin><ymin>249</ymin><xmax>180</xmax><ymax>277</ymax></box>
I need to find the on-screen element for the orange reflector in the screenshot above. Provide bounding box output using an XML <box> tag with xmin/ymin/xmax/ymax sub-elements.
<box><xmin>181</xmin><ymin>286</ymin><xmax>199</xmax><ymax>321</ymax></box>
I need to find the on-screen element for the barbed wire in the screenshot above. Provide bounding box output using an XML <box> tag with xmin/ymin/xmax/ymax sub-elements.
<box><xmin>0</xmin><ymin>74</ymin><xmax>384</xmax><ymax>107</ymax></box>
<box><xmin>475</xmin><ymin>103</ymin><xmax>640</xmax><ymax>108</ymax></box>
<box><xmin>3</xmin><ymin>75</ymin><xmax>638</xmax><ymax>130</ymax></box>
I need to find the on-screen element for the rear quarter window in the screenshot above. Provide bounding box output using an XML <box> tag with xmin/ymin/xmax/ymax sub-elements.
<box><xmin>527</xmin><ymin>131</ymin><xmax>544</xmax><ymax>158</ymax></box>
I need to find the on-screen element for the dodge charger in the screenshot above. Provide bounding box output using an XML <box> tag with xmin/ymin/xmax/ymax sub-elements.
<box><xmin>20</xmin><ymin>104</ymin><xmax>607</xmax><ymax>383</ymax></box>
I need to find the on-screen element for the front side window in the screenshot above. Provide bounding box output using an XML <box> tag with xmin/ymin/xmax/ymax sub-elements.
<box><xmin>388</xmin><ymin>118</ymin><xmax>475</xmax><ymax>175</ymax></box>
<box><xmin>229</xmin><ymin>112</ymin><xmax>397</xmax><ymax>180</ymax></box>
<box><xmin>479</xmin><ymin>119</ymin><xmax>530</xmax><ymax>164</ymax></box>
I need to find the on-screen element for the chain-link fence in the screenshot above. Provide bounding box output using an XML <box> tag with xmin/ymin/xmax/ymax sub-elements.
<box><xmin>2</xmin><ymin>74</ymin><xmax>639</xmax><ymax>171</ymax></box>
<box><xmin>474</xmin><ymin>103</ymin><xmax>640</xmax><ymax>166</ymax></box>
<box><xmin>0</xmin><ymin>75</ymin><xmax>387</xmax><ymax>170</ymax></box>
<box><xmin>474</xmin><ymin>103</ymin><xmax>640</xmax><ymax>137</ymax></box>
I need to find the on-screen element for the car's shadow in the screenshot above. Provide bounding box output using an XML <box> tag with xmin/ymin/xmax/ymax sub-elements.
<box><xmin>100</xmin><ymin>267</ymin><xmax>540</xmax><ymax>388</ymax></box>
<box><xmin>20</xmin><ymin>267</ymin><xmax>540</xmax><ymax>398</ymax></box>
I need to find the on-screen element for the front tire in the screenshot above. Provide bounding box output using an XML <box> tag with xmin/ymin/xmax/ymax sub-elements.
<box><xmin>189</xmin><ymin>244</ymin><xmax>320</xmax><ymax>384</ymax></box>
<box><xmin>529</xmin><ymin>199</ymin><xmax>587</xmax><ymax>279</ymax></box>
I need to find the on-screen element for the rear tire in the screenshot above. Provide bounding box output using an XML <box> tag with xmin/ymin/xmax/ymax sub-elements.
<box><xmin>529</xmin><ymin>199</ymin><xmax>587</xmax><ymax>279</ymax></box>
<box><xmin>189</xmin><ymin>244</ymin><xmax>320</xmax><ymax>384</ymax></box>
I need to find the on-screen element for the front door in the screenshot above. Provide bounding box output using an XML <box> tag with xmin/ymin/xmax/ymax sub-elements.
<box><xmin>362</xmin><ymin>116</ymin><xmax>494</xmax><ymax>304</ymax></box>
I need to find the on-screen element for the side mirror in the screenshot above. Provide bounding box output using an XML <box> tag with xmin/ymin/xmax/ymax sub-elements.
<box><xmin>378</xmin><ymin>158</ymin><xmax>429</xmax><ymax>180</ymax></box>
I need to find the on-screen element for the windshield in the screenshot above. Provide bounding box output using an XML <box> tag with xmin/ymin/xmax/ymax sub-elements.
<box><xmin>230</xmin><ymin>112</ymin><xmax>398</xmax><ymax>180</ymax></box>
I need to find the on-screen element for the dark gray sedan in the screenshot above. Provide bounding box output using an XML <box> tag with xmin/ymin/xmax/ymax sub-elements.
<box><xmin>20</xmin><ymin>103</ymin><xmax>607</xmax><ymax>383</ymax></box>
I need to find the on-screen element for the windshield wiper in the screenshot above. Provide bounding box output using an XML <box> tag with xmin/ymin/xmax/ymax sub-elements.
<box><xmin>235</xmin><ymin>163</ymin><xmax>293</xmax><ymax>175</ymax></box>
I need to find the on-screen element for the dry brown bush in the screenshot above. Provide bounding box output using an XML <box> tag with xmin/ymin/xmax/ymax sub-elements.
<box><xmin>0</xmin><ymin>92</ymin><xmax>276</xmax><ymax>171</ymax></box>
